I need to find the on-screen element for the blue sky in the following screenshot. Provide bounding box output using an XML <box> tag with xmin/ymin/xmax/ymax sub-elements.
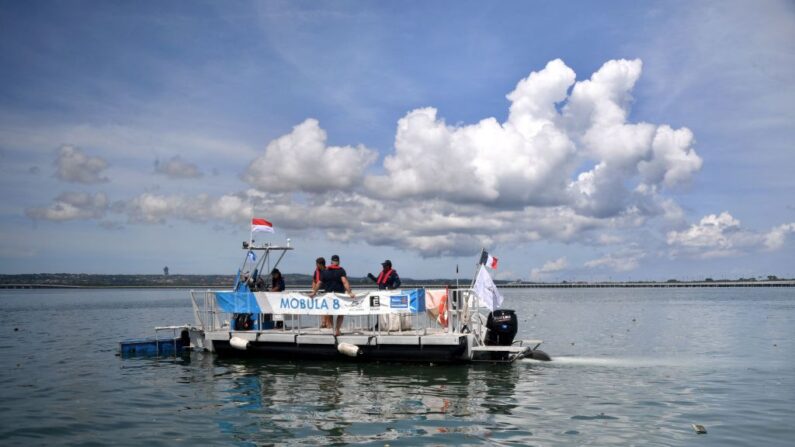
<box><xmin>1</xmin><ymin>1</ymin><xmax>793</xmax><ymax>280</ymax></box>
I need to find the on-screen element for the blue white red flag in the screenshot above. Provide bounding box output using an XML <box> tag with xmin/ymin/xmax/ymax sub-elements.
<box><xmin>479</xmin><ymin>251</ymin><xmax>498</xmax><ymax>269</ymax></box>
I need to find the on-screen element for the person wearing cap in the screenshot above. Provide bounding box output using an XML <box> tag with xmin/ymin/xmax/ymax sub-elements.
<box><xmin>374</xmin><ymin>259</ymin><xmax>400</xmax><ymax>290</ymax></box>
<box><xmin>367</xmin><ymin>260</ymin><xmax>402</xmax><ymax>331</ymax></box>
<box><xmin>310</xmin><ymin>254</ymin><xmax>355</xmax><ymax>335</ymax></box>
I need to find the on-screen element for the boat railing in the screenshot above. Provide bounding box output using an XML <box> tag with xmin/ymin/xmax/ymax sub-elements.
<box><xmin>153</xmin><ymin>325</ymin><xmax>188</xmax><ymax>357</ymax></box>
<box><xmin>189</xmin><ymin>287</ymin><xmax>489</xmax><ymax>339</ymax></box>
<box><xmin>190</xmin><ymin>289</ymin><xmax>222</xmax><ymax>332</ymax></box>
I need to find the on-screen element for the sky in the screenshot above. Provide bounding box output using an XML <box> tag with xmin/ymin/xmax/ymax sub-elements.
<box><xmin>0</xmin><ymin>0</ymin><xmax>793</xmax><ymax>281</ymax></box>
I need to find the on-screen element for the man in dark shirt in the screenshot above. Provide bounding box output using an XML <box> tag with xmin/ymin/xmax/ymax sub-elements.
<box><xmin>310</xmin><ymin>254</ymin><xmax>355</xmax><ymax>335</ymax></box>
<box><xmin>374</xmin><ymin>259</ymin><xmax>400</xmax><ymax>290</ymax></box>
<box><xmin>269</xmin><ymin>268</ymin><xmax>285</xmax><ymax>292</ymax></box>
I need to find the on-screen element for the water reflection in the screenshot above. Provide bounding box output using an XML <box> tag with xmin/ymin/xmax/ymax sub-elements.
<box><xmin>199</xmin><ymin>357</ymin><xmax>534</xmax><ymax>445</ymax></box>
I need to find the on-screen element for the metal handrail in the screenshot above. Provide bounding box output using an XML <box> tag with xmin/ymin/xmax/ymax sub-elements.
<box><xmin>191</xmin><ymin>287</ymin><xmax>490</xmax><ymax>337</ymax></box>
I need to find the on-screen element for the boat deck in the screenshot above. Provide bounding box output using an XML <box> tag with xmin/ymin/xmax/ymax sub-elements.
<box><xmin>198</xmin><ymin>328</ymin><xmax>543</xmax><ymax>363</ymax></box>
<box><xmin>207</xmin><ymin>327</ymin><xmax>468</xmax><ymax>345</ymax></box>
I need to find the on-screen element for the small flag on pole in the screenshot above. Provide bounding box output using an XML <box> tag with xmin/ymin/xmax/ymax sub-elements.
<box><xmin>479</xmin><ymin>250</ymin><xmax>498</xmax><ymax>269</ymax></box>
<box><xmin>251</xmin><ymin>218</ymin><xmax>274</xmax><ymax>233</ymax></box>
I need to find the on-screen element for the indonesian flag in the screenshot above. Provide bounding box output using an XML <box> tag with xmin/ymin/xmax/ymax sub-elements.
<box><xmin>251</xmin><ymin>218</ymin><xmax>274</xmax><ymax>233</ymax></box>
<box><xmin>485</xmin><ymin>254</ymin><xmax>498</xmax><ymax>269</ymax></box>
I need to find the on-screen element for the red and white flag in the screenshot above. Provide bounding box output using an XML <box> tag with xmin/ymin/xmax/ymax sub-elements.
<box><xmin>485</xmin><ymin>254</ymin><xmax>498</xmax><ymax>269</ymax></box>
<box><xmin>251</xmin><ymin>218</ymin><xmax>274</xmax><ymax>233</ymax></box>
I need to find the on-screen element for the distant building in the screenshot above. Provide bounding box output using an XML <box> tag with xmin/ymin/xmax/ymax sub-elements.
<box><xmin>163</xmin><ymin>266</ymin><xmax>169</xmax><ymax>276</ymax></box>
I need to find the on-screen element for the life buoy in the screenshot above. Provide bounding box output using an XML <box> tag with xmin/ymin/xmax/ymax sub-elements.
<box><xmin>438</xmin><ymin>289</ymin><xmax>449</xmax><ymax>328</ymax></box>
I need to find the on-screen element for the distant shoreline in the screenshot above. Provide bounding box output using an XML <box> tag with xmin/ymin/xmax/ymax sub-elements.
<box><xmin>2</xmin><ymin>283</ymin><xmax>793</xmax><ymax>289</ymax></box>
<box><xmin>1</xmin><ymin>273</ymin><xmax>792</xmax><ymax>289</ymax></box>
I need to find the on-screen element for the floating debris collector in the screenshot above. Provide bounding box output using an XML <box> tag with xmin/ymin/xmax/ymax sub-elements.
<box><xmin>121</xmin><ymin>230</ymin><xmax>550</xmax><ymax>364</ymax></box>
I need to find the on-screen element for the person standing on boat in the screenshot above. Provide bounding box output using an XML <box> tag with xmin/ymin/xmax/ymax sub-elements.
<box><xmin>312</xmin><ymin>257</ymin><xmax>330</xmax><ymax>328</ymax></box>
<box><xmin>312</xmin><ymin>257</ymin><xmax>326</xmax><ymax>287</ymax></box>
<box><xmin>372</xmin><ymin>259</ymin><xmax>400</xmax><ymax>290</ymax></box>
<box><xmin>310</xmin><ymin>254</ymin><xmax>355</xmax><ymax>335</ymax></box>
<box><xmin>269</xmin><ymin>268</ymin><xmax>285</xmax><ymax>292</ymax></box>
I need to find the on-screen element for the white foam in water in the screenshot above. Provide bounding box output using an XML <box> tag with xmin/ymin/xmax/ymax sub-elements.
<box><xmin>524</xmin><ymin>356</ymin><xmax>686</xmax><ymax>368</ymax></box>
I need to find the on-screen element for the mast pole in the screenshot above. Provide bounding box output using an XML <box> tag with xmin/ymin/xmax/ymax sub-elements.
<box><xmin>469</xmin><ymin>248</ymin><xmax>485</xmax><ymax>289</ymax></box>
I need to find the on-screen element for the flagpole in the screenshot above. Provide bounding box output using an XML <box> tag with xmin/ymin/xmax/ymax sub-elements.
<box><xmin>237</xmin><ymin>216</ymin><xmax>254</xmax><ymax>291</ymax></box>
<box><xmin>249</xmin><ymin>214</ymin><xmax>254</xmax><ymax>249</ymax></box>
<box><xmin>250</xmin><ymin>209</ymin><xmax>257</xmax><ymax>245</ymax></box>
<box><xmin>469</xmin><ymin>248</ymin><xmax>485</xmax><ymax>289</ymax></box>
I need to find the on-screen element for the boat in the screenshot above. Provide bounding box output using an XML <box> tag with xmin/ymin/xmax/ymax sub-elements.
<box><xmin>121</xmin><ymin>240</ymin><xmax>551</xmax><ymax>364</ymax></box>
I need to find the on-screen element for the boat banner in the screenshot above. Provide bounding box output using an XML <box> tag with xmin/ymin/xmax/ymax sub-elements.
<box><xmin>215</xmin><ymin>291</ymin><xmax>262</xmax><ymax>313</ymax></box>
<box><xmin>254</xmin><ymin>289</ymin><xmax>426</xmax><ymax>316</ymax></box>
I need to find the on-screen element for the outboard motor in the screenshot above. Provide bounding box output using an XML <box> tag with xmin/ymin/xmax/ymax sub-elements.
<box><xmin>485</xmin><ymin>309</ymin><xmax>518</xmax><ymax>346</ymax></box>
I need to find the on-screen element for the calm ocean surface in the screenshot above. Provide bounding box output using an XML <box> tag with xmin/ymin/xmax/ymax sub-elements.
<box><xmin>1</xmin><ymin>287</ymin><xmax>793</xmax><ymax>446</ymax></box>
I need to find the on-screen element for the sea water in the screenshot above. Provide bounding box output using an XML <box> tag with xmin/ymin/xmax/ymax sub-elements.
<box><xmin>0</xmin><ymin>287</ymin><xmax>793</xmax><ymax>446</ymax></box>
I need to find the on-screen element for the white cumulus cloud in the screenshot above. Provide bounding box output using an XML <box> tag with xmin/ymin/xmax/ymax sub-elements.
<box><xmin>764</xmin><ymin>223</ymin><xmax>795</xmax><ymax>250</ymax></box>
<box><xmin>667</xmin><ymin>212</ymin><xmax>795</xmax><ymax>258</ymax></box>
<box><xmin>124</xmin><ymin>192</ymin><xmax>254</xmax><ymax>224</ymax></box>
<box><xmin>530</xmin><ymin>257</ymin><xmax>568</xmax><ymax>281</ymax></box>
<box><xmin>243</xmin><ymin>118</ymin><xmax>377</xmax><ymax>193</ymax></box>
<box><xmin>366</xmin><ymin>59</ymin><xmax>578</xmax><ymax>206</ymax></box>
<box><xmin>584</xmin><ymin>248</ymin><xmax>646</xmax><ymax>272</ymax></box>
<box><xmin>54</xmin><ymin>145</ymin><xmax>110</xmax><ymax>184</ymax></box>
<box><xmin>564</xmin><ymin>59</ymin><xmax>703</xmax><ymax>217</ymax></box>
<box><xmin>26</xmin><ymin>192</ymin><xmax>109</xmax><ymax>221</ymax></box>
<box><xmin>366</xmin><ymin>58</ymin><xmax>702</xmax><ymax>220</ymax></box>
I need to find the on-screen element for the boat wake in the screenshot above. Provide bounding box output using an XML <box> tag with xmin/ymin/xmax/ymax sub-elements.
<box><xmin>523</xmin><ymin>356</ymin><xmax>685</xmax><ymax>368</ymax></box>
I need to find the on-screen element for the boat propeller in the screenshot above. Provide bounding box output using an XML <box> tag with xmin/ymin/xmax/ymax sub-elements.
<box><xmin>524</xmin><ymin>349</ymin><xmax>552</xmax><ymax>361</ymax></box>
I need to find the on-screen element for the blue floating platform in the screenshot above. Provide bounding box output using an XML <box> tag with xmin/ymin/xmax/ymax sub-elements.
<box><xmin>119</xmin><ymin>337</ymin><xmax>187</xmax><ymax>357</ymax></box>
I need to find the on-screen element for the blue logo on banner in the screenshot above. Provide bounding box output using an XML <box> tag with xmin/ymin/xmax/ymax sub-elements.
<box><xmin>390</xmin><ymin>295</ymin><xmax>408</xmax><ymax>308</ymax></box>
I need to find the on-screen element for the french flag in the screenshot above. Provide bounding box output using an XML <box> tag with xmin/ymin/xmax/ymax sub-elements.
<box><xmin>479</xmin><ymin>251</ymin><xmax>499</xmax><ymax>269</ymax></box>
<box><xmin>251</xmin><ymin>217</ymin><xmax>274</xmax><ymax>233</ymax></box>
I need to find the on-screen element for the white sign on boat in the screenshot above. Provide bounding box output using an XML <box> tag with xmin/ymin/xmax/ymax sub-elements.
<box><xmin>259</xmin><ymin>290</ymin><xmax>425</xmax><ymax>316</ymax></box>
<box><xmin>213</xmin><ymin>289</ymin><xmax>427</xmax><ymax>316</ymax></box>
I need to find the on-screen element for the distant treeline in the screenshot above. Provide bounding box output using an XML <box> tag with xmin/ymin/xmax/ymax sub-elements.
<box><xmin>0</xmin><ymin>274</ymin><xmax>791</xmax><ymax>289</ymax></box>
<box><xmin>0</xmin><ymin>273</ymin><xmax>463</xmax><ymax>288</ymax></box>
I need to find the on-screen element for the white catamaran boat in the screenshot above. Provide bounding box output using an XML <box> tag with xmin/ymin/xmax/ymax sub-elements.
<box><xmin>121</xmin><ymin>241</ymin><xmax>551</xmax><ymax>364</ymax></box>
